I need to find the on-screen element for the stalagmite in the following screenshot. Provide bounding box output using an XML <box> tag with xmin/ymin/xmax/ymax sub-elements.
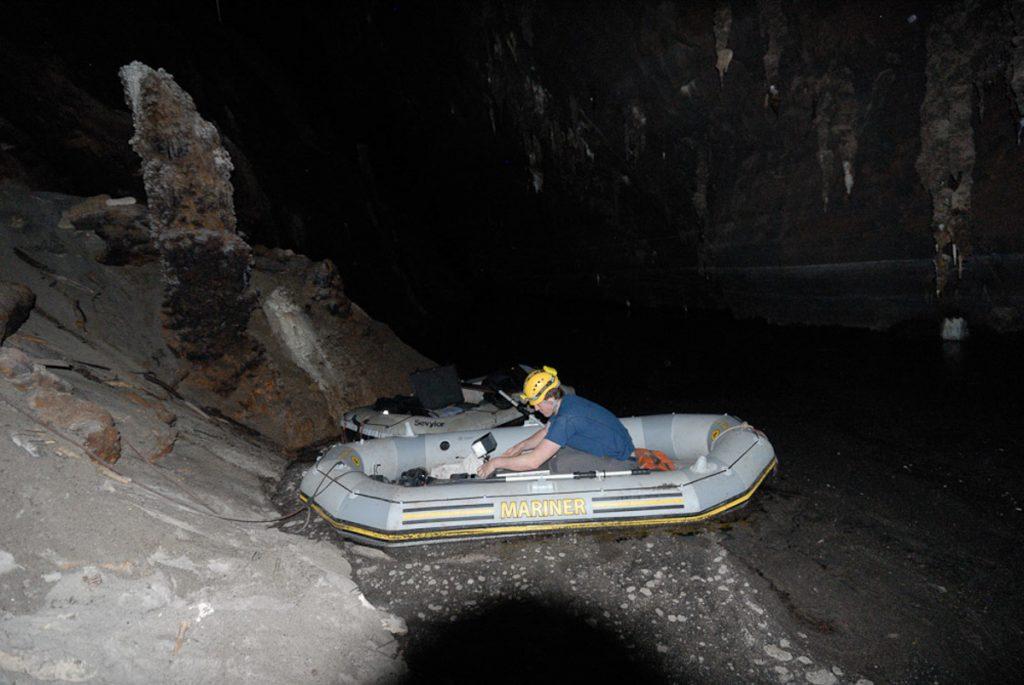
<box><xmin>119</xmin><ymin>61</ymin><xmax>256</xmax><ymax>366</ymax></box>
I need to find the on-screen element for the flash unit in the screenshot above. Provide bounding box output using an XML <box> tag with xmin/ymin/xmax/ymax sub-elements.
<box><xmin>471</xmin><ymin>432</ymin><xmax>498</xmax><ymax>458</ymax></box>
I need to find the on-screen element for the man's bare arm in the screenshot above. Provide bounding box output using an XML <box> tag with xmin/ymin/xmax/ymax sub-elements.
<box><xmin>502</xmin><ymin>425</ymin><xmax>549</xmax><ymax>458</ymax></box>
<box><xmin>478</xmin><ymin>439</ymin><xmax>560</xmax><ymax>477</ymax></box>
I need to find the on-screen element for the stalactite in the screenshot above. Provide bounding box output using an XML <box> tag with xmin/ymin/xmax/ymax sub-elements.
<box><xmin>813</xmin><ymin>88</ymin><xmax>834</xmax><ymax>212</ymax></box>
<box><xmin>484</xmin><ymin>14</ymin><xmax>601</xmax><ymax>199</ymax></box>
<box><xmin>834</xmin><ymin>77</ymin><xmax>859</xmax><ymax>198</ymax></box>
<box><xmin>713</xmin><ymin>5</ymin><xmax>733</xmax><ymax>85</ymax></box>
<box><xmin>1008</xmin><ymin>0</ymin><xmax>1024</xmax><ymax>120</ymax></box>
<box><xmin>915</xmin><ymin>7</ymin><xmax>977</xmax><ymax>299</ymax></box>
<box><xmin>624</xmin><ymin>103</ymin><xmax>647</xmax><ymax>166</ymax></box>
<box><xmin>691</xmin><ymin>145</ymin><xmax>710</xmax><ymax>277</ymax></box>
<box><xmin>812</xmin><ymin>71</ymin><xmax>859</xmax><ymax>211</ymax></box>
<box><xmin>757</xmin><ymin>0</ymin><xmax>787</xmax><ymax>91</ymax></box>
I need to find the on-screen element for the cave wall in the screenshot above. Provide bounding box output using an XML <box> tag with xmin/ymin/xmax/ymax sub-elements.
<box><xmin>2</xmin><ymin>1</ymin><xmax>1022</xmax><ymax>334</ymax></box>
<box><xmin>0</xmin><ymin>25</ymin><xmax>273</xmax><ymax>245</ymax></box>
<box><xmin>471</xmin><ymin>0</ymin><xmax>1024</xmax><ymax>330</ymax></box>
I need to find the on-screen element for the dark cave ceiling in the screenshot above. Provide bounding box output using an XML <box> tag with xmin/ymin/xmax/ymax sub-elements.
<box><xmin>1</xmin><ymin>0</ymin><xmax>1023</xmax><ymax>336</ymax></box>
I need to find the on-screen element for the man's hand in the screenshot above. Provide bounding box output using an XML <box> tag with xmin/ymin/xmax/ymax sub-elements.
<box><xmin>477</xmin><ymin>459</ymin><xmax>499</xmax><ymax>479</ymax></box>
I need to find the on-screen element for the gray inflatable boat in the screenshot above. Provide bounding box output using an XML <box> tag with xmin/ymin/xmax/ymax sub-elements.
<box><xmin>300</xmin><ymin>413</ymin><xmax>777</xmax><ymax>546</ymax></box>
<box><xmin>341</xmin><ymin>364</ymin><xmax>549</xmax><ymax>438</ymax></box>
<box><xmin>341</xmin><ymin>388</ymin><xmax>539</xmax><ymax>438</ymax></box>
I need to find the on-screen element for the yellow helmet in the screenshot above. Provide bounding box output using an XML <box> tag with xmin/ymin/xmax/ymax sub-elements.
<box><xmin>521</xmin><ymin>365</ymin><xmax>561</xmax><ymax>406</ymax></box>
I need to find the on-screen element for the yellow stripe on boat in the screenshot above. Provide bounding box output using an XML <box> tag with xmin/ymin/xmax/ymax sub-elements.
<box><xmin>592</xmin><ymin>497</ymin><xmax>684</xmax><ymax>509</ymax></box>
<box><xmin>402</xmin><ymin>507</ymin><xmax>493</xmax><ymax>521</ymax></box>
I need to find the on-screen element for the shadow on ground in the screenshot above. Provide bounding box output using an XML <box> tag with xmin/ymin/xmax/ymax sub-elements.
<box><xmin>397</xmin><ymin>596</ymin><xmax>677</xmax><ymax>684</ymax></box>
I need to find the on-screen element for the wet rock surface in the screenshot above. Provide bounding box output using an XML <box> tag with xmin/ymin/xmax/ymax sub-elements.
<box><xmin>274</xmin><ymin>468</ymin><xmax>870</xmax><ymax>683</ymax></box>
<box><xmin>1</xmin><ymin>186</ymin><xmax>418</xmax><ymax>683</ymax></box>
<box><xmin>1</xmin><ymin>363</ymin><xmax>405</xmax><ymax>683</ymax></box>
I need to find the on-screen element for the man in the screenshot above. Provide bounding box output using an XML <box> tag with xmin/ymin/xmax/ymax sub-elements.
<box><xmin>476</xmin><ymin>366</ymin><xmax>635</xmax><ymax>478</ymax></box>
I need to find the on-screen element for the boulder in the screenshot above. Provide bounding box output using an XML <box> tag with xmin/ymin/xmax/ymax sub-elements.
<box><xmin>0</xmin><ymin>281</ymin><xmax>34</xmax><ymax>342</ymax></box>
<box><xmin>28</xmin><ymin>387</ymin><xmax>121</xmax><ymax>464</ymax></box>
<box><xmin>0</xmin><ymin>346</ymin><xmax>33</xmax><ymax>382</ymax></box>
<box><xmin>60</xmin><ymin>195</ymin><xmax>156</xmax><ymax>265</ymax></box>
<box><xmin>304</xmin><ymin>259</ymin><xmax>352</xmax><ymax>318</ymax></box>
<box><xmin>1</xmin><ymin>348</ymin><xmax>121</xmax><ymax>464</ymax></box>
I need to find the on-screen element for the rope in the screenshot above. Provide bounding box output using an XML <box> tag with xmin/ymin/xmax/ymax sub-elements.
<box><xmin>712</xmin><ymin>421</ymin><xmax>765</xmax><ymax>445</ymax></box>
<box><xmin>0</xmin><ymin>391</ymin><xmax>312</xmax><ymax>526</ymax></box>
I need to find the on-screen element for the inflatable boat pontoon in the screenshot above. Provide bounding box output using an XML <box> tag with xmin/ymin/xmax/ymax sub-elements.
<box><xmin>341</xmin><ymin>393</ymin><xmax>536</xmax><ymax>438</ymax></box>
<box><xmin>341</xmin><ymin>364</ymin><xmax>571</xmax><ymax>438</ymax></box>
<box><xmin>300</xmin><ymin>413</ymin><xmax>777</xmax><ymax>546</ymax></box>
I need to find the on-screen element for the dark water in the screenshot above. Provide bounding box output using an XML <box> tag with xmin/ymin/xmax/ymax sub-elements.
<box><xmin>410</xmin><ymin>304</ymin><xmax>1022</xmax><ymax>449</ymax></box>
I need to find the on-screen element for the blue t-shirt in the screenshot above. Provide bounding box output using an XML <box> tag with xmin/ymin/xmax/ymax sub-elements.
<box><xmin>546</xmin><ymin>394</ymin><xmax>635</xmax><ymax>460</ymax></box>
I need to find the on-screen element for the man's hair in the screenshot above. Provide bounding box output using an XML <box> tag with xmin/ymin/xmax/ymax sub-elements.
<box><xmin>543</xmin><ymin>387</ymin><xmax>564</xmax><ymax>402</ymax></box>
